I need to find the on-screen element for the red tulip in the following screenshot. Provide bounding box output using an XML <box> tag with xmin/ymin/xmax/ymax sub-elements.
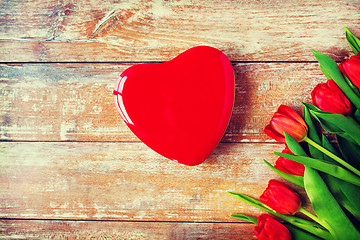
<box><xmin>264</xmin><ymin>105</ymin><xmax>308</xmax><ymax>143</ymax></box>
<box><xmin>339</xmin><ymin>53</ymin><xmax>360</xmax><ymax>91</ymax></box>
<box><xmin>311</xmin><ymin>80</ymin><xmax>352</xmax><ymax>116</ymax></box>
<box><xmin>254</xmin><ymin>214</ymin><xmax>291</xmax><ymax>240</ymax></box>
<box><xmin>260</xmin><ymin>179</ymin><xmax>301</xmax><ymax>215</ymax></box>
<box><xmin>275</xmin><ymin>146</ymin><xmax>305</xmax><ymax>176</ymax></box>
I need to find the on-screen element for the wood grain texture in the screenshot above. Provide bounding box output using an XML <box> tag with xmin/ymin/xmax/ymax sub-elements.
<box><xmin>0</xmin><ymin>141</ymin><xmax>310</xmax><ymax>221</ymax></box>
<box><xmin>0</xmin><ymin>0</ymin><xmax>359</xmax><ymax>62</ymax></box>
<box><xmin>1</xmin><ymin>0</ymin><xmax>350</xmax><ymax>238</ymax></box>
<box><xmin>0</xmin><ymin>62</ymin><xmax>326</xmax><ymax>142</ymax></box>
<box><xmin>0</xmin><ymin>220</ymin><xmax>256</xmax><ymax>240</ymax></box>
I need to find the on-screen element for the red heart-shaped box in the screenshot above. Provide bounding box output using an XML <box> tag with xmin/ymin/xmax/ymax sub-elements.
<box><xmin>113</xmin><ymin>46</ymin><xmax>234</xmax><ymax>166</ymax></box>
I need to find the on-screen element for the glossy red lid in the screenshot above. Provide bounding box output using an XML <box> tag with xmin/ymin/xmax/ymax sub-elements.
<box><xmin>113</xmin><ymin>46</ymin><xmax>234</xmax><ymax>166</ymax></box>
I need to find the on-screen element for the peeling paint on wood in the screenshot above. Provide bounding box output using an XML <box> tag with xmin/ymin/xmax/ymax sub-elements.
<box><xmin>0</xmin><ymin>220</ymin><xmax>257</xmax><ymax>240</ymax></box>
<box><xmin>0</xmin><ymin>62</ymin><xmax>325</xmax><ymax>142</ymax></box>
<box><xmin>0</xmin><ymin>0</ymin><xmax>359</xmax><ymax>61</ymax></box>
<box><xmin>1</xmin><ymin>141</ymin><xmax>310</xmax><ymax>221</ymax></box>
<box><xmin>0</xmin><ymin>0</ymin><xmax>349</xmax><ymax>238</ymax></box>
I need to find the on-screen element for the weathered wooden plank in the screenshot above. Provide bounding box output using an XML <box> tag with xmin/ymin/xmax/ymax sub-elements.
<box><xmin>0</xmin><ymin>219</ymin><xmax>256</xmax><ymax>240</ymax></box>
<box><xmin>0</xmin><ymin>0</ymin><xmax>359</xmax><ymax>62</ymax></box>
<box><xmin>0</xmin><ymin>141</ymin><xmax>308</xmax><ymax>221</ymax></box>
<box><xmin>0</xmin><ymin>62</ymin><xmax>326</xmax><ymax>142</ymax></box>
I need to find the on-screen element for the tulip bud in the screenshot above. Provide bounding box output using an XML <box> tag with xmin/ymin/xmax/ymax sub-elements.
<box><xmin>275</xmin><ymin>146</ymin><xmax>305</xmax><ymax>176</ymax></box>
<box><xmin>264</xmin><ymin>105</ymin><xmax>308</xmax><ymax>143</ymax></box>
<box><xmin>254</xmin><ymin>214</ymin><xmax>291</xmax><ymax>240</ymax></box>
<box><xmin>260</xmin><ymin>179</ymin><xmax>301</xmax><ymax>215</ymax></box>
<box><xmin>311</xmin><ymin>80</ymin><xmax>352</xmax><ymax>116</ymax></box>
<box><xmin>339</xmin><ymin>54</ymin><xmax>360</xmax><ymax>91</ymax></box>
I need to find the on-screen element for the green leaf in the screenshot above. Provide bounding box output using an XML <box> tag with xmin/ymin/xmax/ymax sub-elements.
<box><xmin>321</xmin><ymin>134</ymin><xmax>340</xmax><ymax>163</ymax></box>
<box><xmin>228</xmin><ymin>192</ymin><xmax>274</xmax><ymax>213</ymax></box>
<box><xmin>228</xmin><ymin>192</ymin><xmax>331</xmax><ymax>239</ymax></box>
<box><xmin>282</xmin><ymin>129</ymin><xmax>358</xmax><ymax>220</ymax></box>
<box><xmin>324</xmin><ymin>174</ymin><xmax>360</xmax><ymax>222</ymax></box>
<box><xmin>301</xmin><ymin>103</ymin><xmax>338</xmax><ymax>132</ymax></box>
<box><xmin>344</xmin><ymin>27</ymin><xmax>360</xmax><ymax>55</ymax></box>
<box><xmin>305</xmin><ymin>136</ymin><xmax>360</xmax><ymax>177</ymax></box>
<box><xmin>354</xmin><ymin>108</ymin><xmax>360</xmax><ymax>123</ymax></box>
<box><xmin>337</xmin><ymin>179</ymin><xmax>360</xmax><ymax>221</ymax></box>
<box><xmin>319</xmin><ymin>64</ymin><xmax>332</xmax><ymax>80</ymax></box>
<box><xmin>274</xmin><ymin>152</ymin><xmax>360</xmax><ymax>187</ymax></box>
<box><xmin>303</xmin><ymin>102</ymin><xmax>360</xmax><ymax>146</ymax></box>
<box><xmin>321</xmin><ymin>135</ymin><xmax>360</xmax><ymax>221</ymax></box>
<box><xmin>303</xmin><ymin>104</ymin><xmax>323</xmax><ymax>159</ymax></box>
<box><xmin>312</xmin><ymin>50</ymin><xmax>360</xmax><ymax>108</ymax></box>
<box><xmin>308</xmin><ymin>133</ymin><xmax>360</xmax><ymax>223</ymax></box>
<box><xmin>284</xmin><ymin>132</ymin><xmax>307</xmax><ymax>157</ymax></box>
<box><xmin>287</xmin><ymin>225</ymin><xmax>326</xmax><ymax>240</ymax></box>
<box><xmin>337</xmin><ymin>135</ymin><xmax>360</xmax><ymax>170</ymax></box>
<box><xmin>263</xmin><ymin>159</ymin><xmax>304</xmax><ymax>188</ymax></box>
<box><xmin>304</xmin><ymin>167</ymin><xmax>360</xmax><ymax>239</ymax></box>
<box><xmin>230</xmin><ymin>214</ymin><xmax>257</xmax><ymax>224</ymax></box>
<box><xmin>344</xmin><ymin>75</ymin><xmax>360</xmax><ymax>98</ymax></box>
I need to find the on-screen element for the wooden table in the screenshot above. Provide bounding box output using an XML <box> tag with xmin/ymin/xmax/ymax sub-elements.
<box><xmin>1</xmin><ymin>0</ymin><xmax>359</xmax><ymax>239</ymax></box>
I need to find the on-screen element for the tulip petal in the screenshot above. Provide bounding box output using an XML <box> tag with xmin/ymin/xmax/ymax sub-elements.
<box><xmin>255</xmin><ymin>214</ymin><xmax>291</xmax><ymax>240</ymax></box>
<box><xmin>278</xmin><ymin>105</ymin><xmax>307</xmax><ymax>128</ymax></box>
<box><xmin>264</xmin><ymin>124</ymin><xmax>285</xmax><ymax>142</ymax></box>
<box><xmin>274</xmin><ymin>145</ymin><xmax>305</xmax><ymax>176</ymax></box>
<box><xmin>228</xmin><ymin>192</ymin><xmax>332</xmax><ymax>239</ymax></box>
<box><xmin>259</xmin><ymin>179</ymin><xmax>302</xmax><ymax>215</ymax></box>
<box><xmin>312</xmin><ymin>50</ymin><xmax>360</xmax><ymax>108</ymax></box>
<box><xmin>339</xmin><ymin>56</ymin><xmax>360</xmax><ymax>91</ymax></box>
<box><xmin>311</xmin><ymin>80</ymin><xmax>352</xmax><ymax>116</ymax></box>
<box><xmin>271</xmin><ymin>117</ymin><xmax>307</xmax><ymax>142</ymax></box>
<box><xmin>275</xmin><ymin>157</ymin><xmax>305</xmax><ymax>176</ymax></box>
<box><xmin>327</xmin><ymin>80</ymin><xmax>352</xmax><ymax>113</ymax></box>
<box><xmin>265</xmin><ymin>105</ymin><xmax>308</xmax><ymax>143</ymax></box>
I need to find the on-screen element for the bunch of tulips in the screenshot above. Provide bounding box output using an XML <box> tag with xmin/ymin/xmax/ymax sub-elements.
<box><xmin>229</xmin><ymin>27</ymin><xmax>360</xmax><ymax>240</ymax></box>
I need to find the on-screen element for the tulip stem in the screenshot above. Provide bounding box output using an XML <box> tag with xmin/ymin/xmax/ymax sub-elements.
<box><xmin>304</xmin><ymin>136</ymin><xmax>360</xmax><ymax>177</ymax></box>
<box><xmin>298</xmin><ymin>208</ymin><xmax>321</xmax><ymax>224</ymax></box>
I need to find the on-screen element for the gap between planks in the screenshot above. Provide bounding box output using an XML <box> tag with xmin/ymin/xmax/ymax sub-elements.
<box><xmin>0</xmin><ymin>217</ymin><xmax>252</xmax><ymax>225</ymax></box>
<box><xmin>1</xmin><ymin>60</ymin><xmax>321</xmax><ymax>64</ymax></box>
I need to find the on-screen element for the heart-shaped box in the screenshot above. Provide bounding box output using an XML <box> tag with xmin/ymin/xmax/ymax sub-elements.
<box><xmin>113</xmin><ymin>46</ymin><xmax>234</xmax><ymax>166</ymax></box>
